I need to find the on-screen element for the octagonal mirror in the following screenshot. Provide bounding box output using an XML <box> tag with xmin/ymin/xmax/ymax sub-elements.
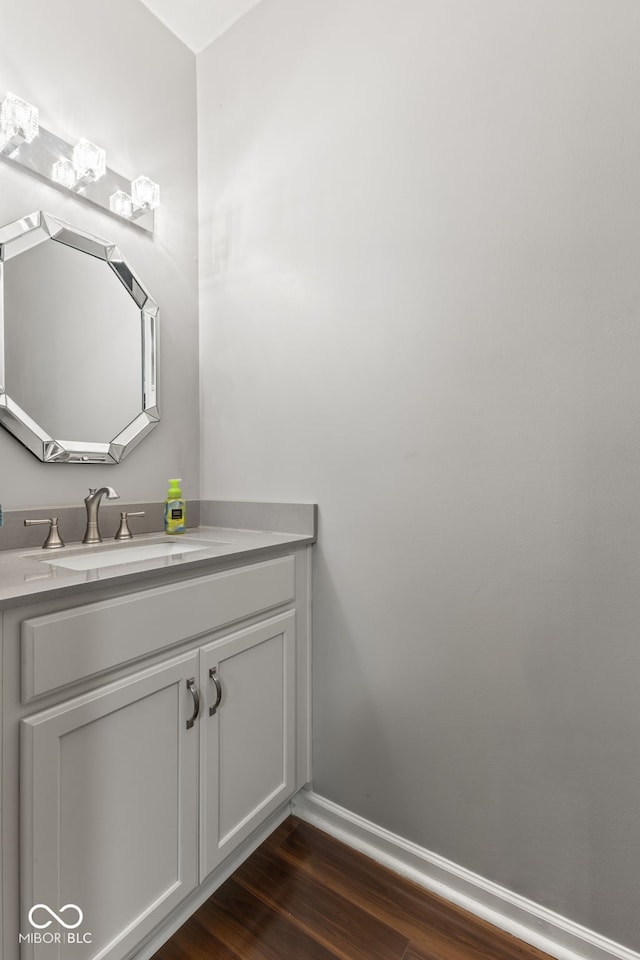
<box><xmin>0</xmin><ymin>211</ymin><xmax>158</xmax><ymax>462</ymax></box>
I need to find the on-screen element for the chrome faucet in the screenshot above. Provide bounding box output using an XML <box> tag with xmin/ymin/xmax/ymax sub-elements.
<box><xmin>83</xmin><ymin>486</ymin><xmax>120</xmax><ymax>544</ymax></box>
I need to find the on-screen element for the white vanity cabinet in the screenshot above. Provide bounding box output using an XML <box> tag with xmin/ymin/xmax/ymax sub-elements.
<box><xmin>1</xmin><ymin>547</ymin><xmax>311</xmax><ymax>960</ymax></box>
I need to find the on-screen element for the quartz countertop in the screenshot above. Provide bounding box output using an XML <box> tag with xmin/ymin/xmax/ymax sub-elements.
<box><xmin>0</xmin><ymin>525</ymin><xmax>314</xmax><ymax>608</ymax></box>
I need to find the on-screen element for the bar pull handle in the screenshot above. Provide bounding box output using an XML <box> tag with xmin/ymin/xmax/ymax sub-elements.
<box><xmin>209</xmin><ymin>667</ymin><xmax>222</xmax><ymax>716</ymax></box>
<box><xmin>186</xmin><ymin>677</ymin><xmax>200</xmax><ymax>729</ymax></box>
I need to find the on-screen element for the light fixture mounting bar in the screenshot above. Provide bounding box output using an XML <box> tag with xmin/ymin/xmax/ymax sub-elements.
<box><xmin>0</xmin><ymin>124</ymin><xmax>154</xmax><ymax>234</ymax></box>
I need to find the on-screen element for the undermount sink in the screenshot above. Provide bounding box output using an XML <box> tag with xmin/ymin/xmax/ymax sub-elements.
<box><xmin>42</xmin><ymin>539</ymin><xmax>224</xmax><ymax>571</ymax></box>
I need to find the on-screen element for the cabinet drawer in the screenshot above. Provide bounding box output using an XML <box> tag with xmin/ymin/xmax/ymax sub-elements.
<box><xmin>21</xmin><ymin>555</ymin><xmax>295</xmax><ymax>702</ymax></box>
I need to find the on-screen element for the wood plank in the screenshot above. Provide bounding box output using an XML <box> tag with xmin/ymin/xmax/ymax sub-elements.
<box><xmin>150</xmin><ymin>817</ymin><xmax>555</xmax><ymax>960</ymax></box>
<box><xmin>195</xmin><ymin>877</ymin><xmax>341</xmax><ymax>960</ymax></box>
<box><xmin>403</xmin><ymin>940</ymin><xmax>459</xmax><ymax>960</ymax></box>
<box><xmin>278</xmin><ymin>821</ymin><xmax>552</xmax><ymax>960</ymax></box>
<box><xmin>152</xmin><ymin>915</ymin><xmax>239</xmax><ymax>960</ymax></box>
<box><xmin>233</xmin><ymin>840</ymin><xmax>410</xmax><ymax>960</ymax></box>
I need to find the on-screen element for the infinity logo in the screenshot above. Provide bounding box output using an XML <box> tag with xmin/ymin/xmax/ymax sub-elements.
<box><xmin>28</xmin><ymin>904</ymin><xmax>84</xmax><ymax>930</ymax></box>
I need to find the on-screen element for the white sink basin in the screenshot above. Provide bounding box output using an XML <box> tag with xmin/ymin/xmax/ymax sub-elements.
<box><xmin>43</xmin><ymin>540</ymin><xmax>219</xmax><ymax>571</ymax></box>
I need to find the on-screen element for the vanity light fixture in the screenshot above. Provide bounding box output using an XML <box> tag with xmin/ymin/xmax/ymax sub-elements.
<box><xmin>0</xmin><ymin>91</ymin><xmax>159</xmax><ymax>234</ymax></box>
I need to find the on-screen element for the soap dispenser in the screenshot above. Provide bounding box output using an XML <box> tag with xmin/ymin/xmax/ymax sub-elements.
<box><xmin>164</xmin><ymin>479</ymin><xmax>186</xmax><ymax>535</ymax></box>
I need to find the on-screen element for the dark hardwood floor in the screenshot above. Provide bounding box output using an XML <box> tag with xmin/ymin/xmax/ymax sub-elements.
<box><xmin>151</xmin><ymin>817</ymin><xmax>554</xmax><ymax>960</ymax></box>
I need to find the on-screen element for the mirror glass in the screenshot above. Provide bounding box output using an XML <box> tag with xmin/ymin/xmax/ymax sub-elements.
<box><xmin>0</xmin><ymin>212</ymin><xmax>159</xmax><ymax>462</ymax></box>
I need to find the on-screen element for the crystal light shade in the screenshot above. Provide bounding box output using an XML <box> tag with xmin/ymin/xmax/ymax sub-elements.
<box><xmin>51</xmin><ymin>158</ymin><xmax>77</xmax><ymax>189</ymax></box>
<box><xmin>109</xmin><ymin>190</ymin><xmax>135</xmax><ymax>218</ymax></box>
<box><xmin>131</xmin><ymin>176</ymin><xmax>160</xmax><ymax>210</ymax></box>
<box><xmin>0</xmin><ymin>92</ymin><xmax>39</xmax><ymax>143</ymax></box>
<box><xmin>72</xmin><ymin>138</ymin><xmax>106</xmax><ymax>181</ymax></box>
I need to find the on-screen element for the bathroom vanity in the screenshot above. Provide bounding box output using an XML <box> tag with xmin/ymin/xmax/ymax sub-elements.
<box><xmin>0</xmin><ymin>522</ymin><xmax>314</xmax><ymax>960</ymax></box>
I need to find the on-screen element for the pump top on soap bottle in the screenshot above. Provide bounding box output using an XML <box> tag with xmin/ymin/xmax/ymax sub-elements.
<box><xmin>164</xmin><ymin>479</ymin><xmax>186</xmax><ymax>535</ymax></box>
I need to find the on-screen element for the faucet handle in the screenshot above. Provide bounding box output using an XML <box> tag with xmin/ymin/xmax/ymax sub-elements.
<box><xmin>24</xmin><ymin>517</ymin><xmax>65</xmax><ymax>549</ymax></box>
<box><xmin>114</xmin><ymin>511</ymin><xmax>145</xmax><ymax>541</ymax></box>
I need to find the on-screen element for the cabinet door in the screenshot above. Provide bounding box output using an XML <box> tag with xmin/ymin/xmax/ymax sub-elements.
<box><xmin>200</xmin><ymin>612</ymin><xmax>296</xmax><ymax>878</ymax></box>
<box><xmin>20</xmin><ymin>651</ymin><xmax>199</xmax><ymax>960</ymax></box>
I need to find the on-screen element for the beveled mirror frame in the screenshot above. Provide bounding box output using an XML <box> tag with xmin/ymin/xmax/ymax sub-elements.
<box><xmin>0</xmin><ymin>211</ymin><xmax>159</xmax><ymax>463</ymax></box>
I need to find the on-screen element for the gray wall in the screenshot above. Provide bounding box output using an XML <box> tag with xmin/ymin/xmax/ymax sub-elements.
<box><xmin>0</xmin><ymin>0</ymin><xmax>200</xmax><ymax>508</ymax></box>
<box><xmin>198</xmin><ymin>0</ymin><xmax>640</xmax><ymax>950</ymax></box>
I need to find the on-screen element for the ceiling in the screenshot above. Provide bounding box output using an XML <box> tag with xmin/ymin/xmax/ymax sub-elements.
<box><xmin>138</xmin><ymin>0</ymin><xmax>264</xmax><ymax>53</ymax></box>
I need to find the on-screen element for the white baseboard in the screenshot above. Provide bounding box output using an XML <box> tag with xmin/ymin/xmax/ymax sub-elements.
<box><xmin>291</xmin><ymin>789</ymin><xmax>640</xmax><ymax>960</ymax></box>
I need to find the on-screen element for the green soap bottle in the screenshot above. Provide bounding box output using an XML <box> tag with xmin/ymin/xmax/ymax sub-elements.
<box><xmin>164</xmin><ymin>479</ymin><xmax>186</xmax><ymax>535</ymax></box>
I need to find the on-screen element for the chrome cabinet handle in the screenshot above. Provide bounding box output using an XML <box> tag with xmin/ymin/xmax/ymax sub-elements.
<box><xmin>209</xmin><ymin>667</ymin><xmax>222</xmax><ymax>716</ymax></box>
<box><xmin>186</xmin><ymin>677</ymin><xmax>200</xmax><ymax>729</ymax></box>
